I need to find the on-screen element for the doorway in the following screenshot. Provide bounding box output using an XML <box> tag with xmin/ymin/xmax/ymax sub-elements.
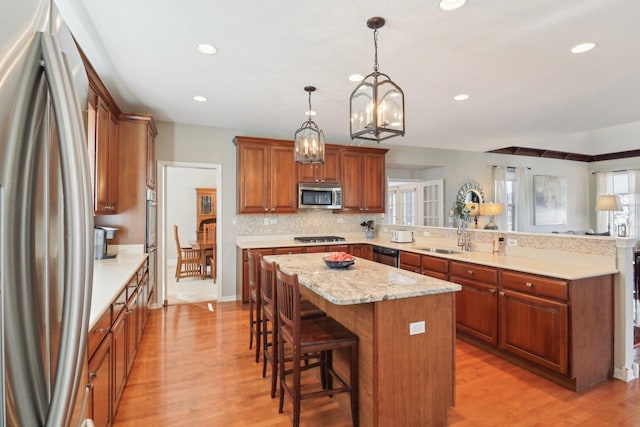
<box><xmin>157</xmin><ymin>161</ymin><xmax>222</xmax><ymax>306</ymax></box>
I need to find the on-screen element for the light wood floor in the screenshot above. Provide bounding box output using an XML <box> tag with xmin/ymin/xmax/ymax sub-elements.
<box><xmin>114</xmin><ymin>301</ymin><xmax>640</xmax><ymax>426</ymax></box>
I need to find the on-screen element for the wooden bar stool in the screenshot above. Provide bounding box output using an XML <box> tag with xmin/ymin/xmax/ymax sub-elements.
<box><xmin>247</xmin><ymin>250</ymin><xmax>261</xmax><ymax>363</ymax></box>
<box><xmin>260</xmin><ymin>256</ymin><xmax>325</xmax><ymax>398</ymax></box>
<box><xmin>275</xmin><ymin>265</ymin><xmax>359</xmax><ymax>427</ymax></box>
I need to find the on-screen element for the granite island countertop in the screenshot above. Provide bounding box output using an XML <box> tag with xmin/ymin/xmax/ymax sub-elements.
<box><xmin>265</xmin><ymin>252</ymin><xmax>461</xmax><ymax>305</ymax></box>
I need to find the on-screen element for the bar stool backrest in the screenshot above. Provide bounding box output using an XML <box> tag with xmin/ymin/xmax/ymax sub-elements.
<box><xmin>275</xmin><ymin>266</ymin><xmax>300</xmax><ymax>341</ymax></box>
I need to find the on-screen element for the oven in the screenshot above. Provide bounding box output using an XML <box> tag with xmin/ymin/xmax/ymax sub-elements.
<box><xmin>373</xmin><ymin>246</ymin><xmax>399</xmax><ymax>267</ymax></box>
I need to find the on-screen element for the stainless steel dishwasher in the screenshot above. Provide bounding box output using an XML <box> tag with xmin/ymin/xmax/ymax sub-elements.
<box><xmin>373</xmin><ymin>245</ymin><xmax>399</xmax><ymax>267</ymax></box>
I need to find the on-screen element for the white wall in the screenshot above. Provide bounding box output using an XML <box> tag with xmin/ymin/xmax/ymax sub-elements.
<box><xmin>155</xmin><ymin>122</ymin><xmax>239</xmax><ymax>300</ymax></box>
<box><xmin>166</xmin><ymin>166</ymin><xmax>217</xmax><ymax>261</ymax></box>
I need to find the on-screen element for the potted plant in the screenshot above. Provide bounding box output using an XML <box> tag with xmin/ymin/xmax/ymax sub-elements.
<box><xmin>361</xmin><ymin>220</ymin><xmax>375</xmax><ymax>239</ymax></box>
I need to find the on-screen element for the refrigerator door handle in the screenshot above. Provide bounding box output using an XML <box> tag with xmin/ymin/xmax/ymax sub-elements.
<box><xmin>40</xmin><ymin>32</ymin><xmax>94</xmax><ymax>427</ymax></box>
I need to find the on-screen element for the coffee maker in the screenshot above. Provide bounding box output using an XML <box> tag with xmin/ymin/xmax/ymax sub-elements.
<box><xmin>94</xmin><ymin>226</ymin><xmax>118</xmax><ymax>260</ymax></box>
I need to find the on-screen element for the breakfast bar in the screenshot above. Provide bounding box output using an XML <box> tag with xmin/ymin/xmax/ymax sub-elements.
<box><xmin>266</xmin><ymin>252</ymin><xmax>461</xmax><ymax>427</ymax></box>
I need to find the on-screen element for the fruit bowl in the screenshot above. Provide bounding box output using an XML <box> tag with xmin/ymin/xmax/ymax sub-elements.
<box><xmin>323</xmin><ymin>257</ymin><xmax>355</xmax><ymax>269</ymax></box>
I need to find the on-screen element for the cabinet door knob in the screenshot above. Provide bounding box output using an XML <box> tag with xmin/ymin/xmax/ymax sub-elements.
<box><xmin>489</xmin><ymin>288</ymin><xmax>496</xmax><ymax>294</ymax></box>
<box><xmin>499</xmin><ymin>291</ymin><xmax>505</xmax><ymax>296</ymax></box>
<box><xmin>264</xmin><ymin>208</ymin><xmax>268</xmax><ymax>212</ymax></box>
<box><xmin>525</xmin><ymin>282</ymin><xmax>533</xmax><ymax>288</ymax></box>
<box><xmin>467</xmin><ymin>270</ymin><xmax>474</xmax><ymax>275</ymax></box>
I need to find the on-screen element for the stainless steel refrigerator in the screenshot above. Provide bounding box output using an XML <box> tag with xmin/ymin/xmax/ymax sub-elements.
<box><xmin>1</xmin><ymin>0</ymin><xmax>94</xmax><ymax>425</ymax></box>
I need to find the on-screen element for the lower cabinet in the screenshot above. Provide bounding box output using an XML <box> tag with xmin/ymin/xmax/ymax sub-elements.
<box><xmin>88</xmin><ymin>333</ymin><xmax>112</xmax><ymax>427</ymax></box>
<box><xmin>450</xmin><ymin>261</ymin><xmax>498</xmax><ymax>346</ymax></box>
<box><xmin>88</xmin><ymin>259</ymin><xmax>150</xmax><ymax>426</ymax></box>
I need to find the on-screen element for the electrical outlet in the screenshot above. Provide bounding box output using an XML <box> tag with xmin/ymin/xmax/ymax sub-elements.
<box><xmin>409</xmin><ymin>321</ymin><xmax>425</xmax><ymax>335</ymax></box>
<box><xmin>263</xmin><ymin>218</ymin><xmax>269</xmax><ymax>226</ymax></box>
<box><xmin>507</xmin><ymin>238</ymin><xmax>518</xmax><ymax>246</ymax></box>
<box><xmin>337</xmin><ymin>218</ymin><xmax>344</xmax><ymax>223</ymax></box>
<box><xmin>423</xmin><ymin>231</ymin><xmax>430</xmax><ymax>237</ymax></box>
<box><xmin>269</xmin><ymin>218</ymin><xmax>277</xmax><ymax>225</ymax></box>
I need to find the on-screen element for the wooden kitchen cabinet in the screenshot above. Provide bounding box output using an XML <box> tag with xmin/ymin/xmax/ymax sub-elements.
<box><xmin>88</xmin><ymin>331</ymin><xmax>112</xmax><ymax>427</ymax></box>
<box><xmin>421</xmin><ymin>255</ymin><xmax>449</xmax><ymax>280</ymax></box>
<box><xmin>450</xmin><ymin>261</ymin><xmax>499</xmax><ymax>346</ymax></box>
<box><xmin>90</xmin><ymin>91</ymin><xmax>119</xmax><ymax>214</ymax></box>
<box><xmin>111</xmin><ymin>307</ymin><xmax>127</xmax><ymax>411</ymax></box>
<box><xmin>196</xmin><ymin>188</ymin><xmax>217</xmax><ymax>237</ymax></box>
<box><xmin>339</xmin><ymin>147</ymin><xmax>387</xmax><ymax>213</ymax></box>
<box><xmin>96</xmin><ymin>114</ymin><xmax>157</xmax><ymax>246</ymax></box>
<box><xmin>146</xmin><ymin>123</ymin><xmax>156</xmax><ymax>189</ymax></box>
<box><xmin>349</xmin><ymin>244</ymin><xmax>374</xmax><ymax>261</ymax></box>
<box><xmin>297</xmin><ymin>146</ymin><xmax>340</xmax><ymax>184</ymax></box>
<box><xmin>398</xmin><ymin>251</ymin><xmax>421</xmax><ymax>273</ymax></box>
<box><xmin>235</xmin><ymin>136</ymin><xmax>297</xmax><ymax>214</ymax></box>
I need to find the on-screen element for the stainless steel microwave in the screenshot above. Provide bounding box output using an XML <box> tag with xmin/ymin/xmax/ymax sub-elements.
<box><xmin>298</xmin><ymin>183</ymin><xmax>342</xmax><ymax>209</ymax></box>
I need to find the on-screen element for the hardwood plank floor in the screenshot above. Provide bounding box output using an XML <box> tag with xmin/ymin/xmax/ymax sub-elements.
<box><xmin>114</xmin><ymin>302</ymin><xmax>640</xmax><ymax>426</ymax></box>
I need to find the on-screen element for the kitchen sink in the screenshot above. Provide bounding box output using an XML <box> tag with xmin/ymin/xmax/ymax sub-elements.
<box><xmin>418</xmin><ymin>248</ymin><xmax>463</xmax><ymax>255</ymax></box>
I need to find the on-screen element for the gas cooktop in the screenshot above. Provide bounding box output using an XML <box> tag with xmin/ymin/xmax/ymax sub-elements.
<box><xmin>294</xmin><ymin>236</ymin><xmax>346</xmax><ymax>243</ymax></box>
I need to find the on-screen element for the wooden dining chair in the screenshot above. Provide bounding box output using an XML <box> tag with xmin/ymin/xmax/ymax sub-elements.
<box><xmin>173</xmin><ymin>225</ymin><xmax>201</xmax><ymax>281</ymax></box>
<box><xmin>275</xmin><ymin>265</ymin><xmax>359</xmax><ymax>427</ymax></box>
<box><xmin>203</xmin><ymin>223</ymin><xmax>216</xmax><ymax>282</ymax></box>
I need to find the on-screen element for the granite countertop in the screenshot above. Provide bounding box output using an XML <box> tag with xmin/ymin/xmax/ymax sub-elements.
<box><xmin>265</xmin><ymin>252</ymin><xmax>461</xmax><ymax>305</ymax></box>
<box><xmin>239</xmin><ymin>235</ymin><xmax>618</xmax><ymax>280</ymax></box>
<box><xmin>90</xmin><ymin>253</ymin><xmax>147</xmax><ymax>329</ymax></box>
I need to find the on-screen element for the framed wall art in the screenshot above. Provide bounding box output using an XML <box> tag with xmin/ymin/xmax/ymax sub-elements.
<box><xmin>533</xmin><ymin>175</ymin><xmax>567</xmax><ymax>225</ymax></box>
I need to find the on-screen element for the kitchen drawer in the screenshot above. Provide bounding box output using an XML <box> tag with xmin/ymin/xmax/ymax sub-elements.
<box><xmin>450</xmin><ymin>261</ymin><xmax>498</xmax><ymax>285</ymax></box>
<box><xmin>304</xmin><ymin>245</ymin><xmax>329</xmax><ymax>253</ymax></box>
<box><xmin>500</xmin><ymin>270</ymin><xmax>568</xmax><ymax>301</ymax></box>
<box><xmin>399</xmin><ymin>251</ymin><xmax>421</xmax><ymax>268</ymax></box>
<box><xmin>111</xmin><ymin>287</ymin><xmax>127</xmax><ymax>320</ymax></box>
<box><xmin>274</xmin><ymin>246</ymin><xmax>304</xmax><ymax>255</ymax></box>
<box><xmin>421</xmin><ymin>255</ymin><xmax>448</xmax><ymax>275</ymax></box>
<box><xmin>88</xmin><ymin>309</ymin><xmax>111</xmax><ymax>357</ymax></box>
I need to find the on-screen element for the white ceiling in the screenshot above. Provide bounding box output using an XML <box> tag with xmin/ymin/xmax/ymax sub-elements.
<box><xmin>57</xmin><ymin>0</ymin><xmax>640</xmax><ymax>155</ymax></box>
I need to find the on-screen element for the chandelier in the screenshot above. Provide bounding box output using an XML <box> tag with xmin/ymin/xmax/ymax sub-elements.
<box><xmin>294</xmin><ymin>86</ymin><xmax>325</xmax><ymax>164</ymax></box>
<box><xmin>350</xmin><ymin>17</ymin><xmax>405</xmax><ymax>142</ymax></box>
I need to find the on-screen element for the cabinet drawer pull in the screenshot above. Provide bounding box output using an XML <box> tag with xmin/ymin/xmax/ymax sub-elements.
<box><xmin>89</xmin><ymin>372</ymin><xmax>98</xmax><ymax>380</ymax></box>
<box><xmin>98</xmin><ymin>328</ymin><xmax>109</xmax><ymax>334</ymax></box>
<box><xmin>467</xmin><ymin>270</ymin><xmax>474</xmax><ymax>275</ymax></box>
<box><xmin>525</xmin><ymin>282</ymin><xmax>533</xmax><ymax>288</ymax></box>
<box><xmin>499</xmin><ymin>291</ymin><xmax>505</xmax><ymax>296</ymax></box>
<box><xmin>114</xmin><ymin>302</ymin><xmax>125</xmax><ymax>306</ymax></box>
<box><xmin>489</xmin><ymin>288</ymin><xmax>496</xmax><ymax>294</ymax></box>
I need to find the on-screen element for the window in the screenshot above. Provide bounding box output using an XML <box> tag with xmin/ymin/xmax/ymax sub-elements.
<box><xmin>387</xmin><ymin>179</ymin><xmax>443</xmax><ymax>226</ymax></box>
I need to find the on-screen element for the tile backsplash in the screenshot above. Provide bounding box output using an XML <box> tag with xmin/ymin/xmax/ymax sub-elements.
<box><xmin>234</xmin><ymin>210</ymin><xmax>382</xmax><ymax>237</ymax></box>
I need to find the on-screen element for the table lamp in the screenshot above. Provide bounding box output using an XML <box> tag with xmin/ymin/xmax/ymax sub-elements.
<box><xmin>595</xmin><ymin>194</ymin><xmax>621</xmax><ymax>235</ymax></box>
<box><xmin>479</xmin><ymin>202</ymin><xmax>504</xmax><ymax>230</ymax></box>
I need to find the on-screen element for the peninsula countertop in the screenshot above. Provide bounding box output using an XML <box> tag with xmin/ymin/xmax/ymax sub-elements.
<box><xmin>240</xmin><ymin>235</ymin><xmax>618</xmax><ymax>281</ymax></box>
<box><xmin>265</xmin><ymin>252</ymin><xmax>461</xmax><ymax>305</ymax></box>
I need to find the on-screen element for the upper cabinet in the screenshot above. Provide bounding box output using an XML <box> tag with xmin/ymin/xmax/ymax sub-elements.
<box><xmin>234</xmin><ymin>136</ymin><xmax>388</xmax><ymax>214</ymax></box>
<box><xmin>87</xmin><ymin>80</ymin><xmax>120</xmax><ymax>215</ymax></box>
<box><xmin>297</xmin><ymin>147</ymin><xmax>340</xmax><ymax>184</ymax></box>
<box><xmin>235</xmin><ymin>136</ymin><xmax>297</xmax><ymax>214</ymax></box>
<box><xmin>146</xmin><ymin>124</ymin><xmax>156</xmax><ymax>190</ymax></box>
<box><xmin>339</xmin><ymin>147</ymin><xmax>387</xmax><ymax>213</ymax></box>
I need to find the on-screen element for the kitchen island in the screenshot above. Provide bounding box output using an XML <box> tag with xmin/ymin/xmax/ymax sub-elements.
<box><xmin>265</xmin><ymin>252</ymin><xmax>461</xmax><ymax>427</ymax></box>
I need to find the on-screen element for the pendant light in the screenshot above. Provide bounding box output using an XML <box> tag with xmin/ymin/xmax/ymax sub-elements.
<box><xmin>350</xmin><ymin>17</ymin><xmax>405</xmax><ymax>142</ymax></box>
<box><xmin>294</xmin><ymin>86</ymin><xmax>325</xmax><ymax>164</ymax></box>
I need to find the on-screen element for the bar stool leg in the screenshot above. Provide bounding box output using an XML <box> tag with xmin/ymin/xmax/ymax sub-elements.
<box><xmin>350</xmin><ymin>342</ymin><xmax>359</xmax><ymax>427</ymax></box>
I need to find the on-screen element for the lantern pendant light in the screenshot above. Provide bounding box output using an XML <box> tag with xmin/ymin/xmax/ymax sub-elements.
<box><xmin>294</xmin><ymin>86</ymin><xmax>325</xmax><ymax>164</ymax></box>
<box><xmin>350</xmin><ymin>17</ymin><xmax>405</xmax><ymax>142</ymax></box>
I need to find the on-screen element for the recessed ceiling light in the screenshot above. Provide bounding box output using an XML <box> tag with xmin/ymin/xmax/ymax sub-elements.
<box><xmin>196</xmin><ymin>43</ymin><xmax>218</xmax><ymax>55</ymax></box>
<box><xmin>454</xmin><ymin>93</ymin><xmax>469</xmax><ymax>101</ymax></box>
<box><xmin>570</xmin><ymin>42</ymin><xmax>596</xmax><ymax>54</ymax></box>
<box><xmin>439</xmin><ymin>0</ymin><xmax>467</xmax><ymax>12</ymax></box>
<box><xmin>193</xmin><ymin>95</ymin><xmax>208</xmax><ymax>102</ymax></box>
<box><xmin>349</xmin><ymin>74</ymin><xmax>364</xmax><ymax>82</ymax></box>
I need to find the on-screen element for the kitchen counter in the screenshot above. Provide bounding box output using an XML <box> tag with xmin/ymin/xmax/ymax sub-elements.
<box><xmin>90</xmin><ymin>252</ymin><xmax>147</xmax><ymax>329</ymax></box>
<box><xmin>266</xmin><ymin>251</ymin><xmax>457</xmax><ymax>427</ymax></box>
<box><xmin>238</xmin><ymin>235</ymin><xmax>618</xmax><ymax>280</ymax></box>
<box><xmin>265</xmin><ymin>252</ymin><xmax>460</xmax><ymax>305</ymax></box>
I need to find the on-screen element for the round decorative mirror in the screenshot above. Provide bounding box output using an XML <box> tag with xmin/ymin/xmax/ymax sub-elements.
<box><xmin>455</xmin><ymin>181</ymin><xmax>485</xmax><ymax>222</ymax></box>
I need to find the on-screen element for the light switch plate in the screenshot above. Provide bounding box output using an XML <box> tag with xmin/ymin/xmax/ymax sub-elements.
<box><xmin>409</xmin><ymin>321</ymin><xmax>425</xmax><ymax>335</ymax></box>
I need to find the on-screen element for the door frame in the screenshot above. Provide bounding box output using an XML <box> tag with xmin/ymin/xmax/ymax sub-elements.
<box><xmin>157</xmin><ymin>160</ymin><xmax>223</xmax><ymax>306</ymax></box>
